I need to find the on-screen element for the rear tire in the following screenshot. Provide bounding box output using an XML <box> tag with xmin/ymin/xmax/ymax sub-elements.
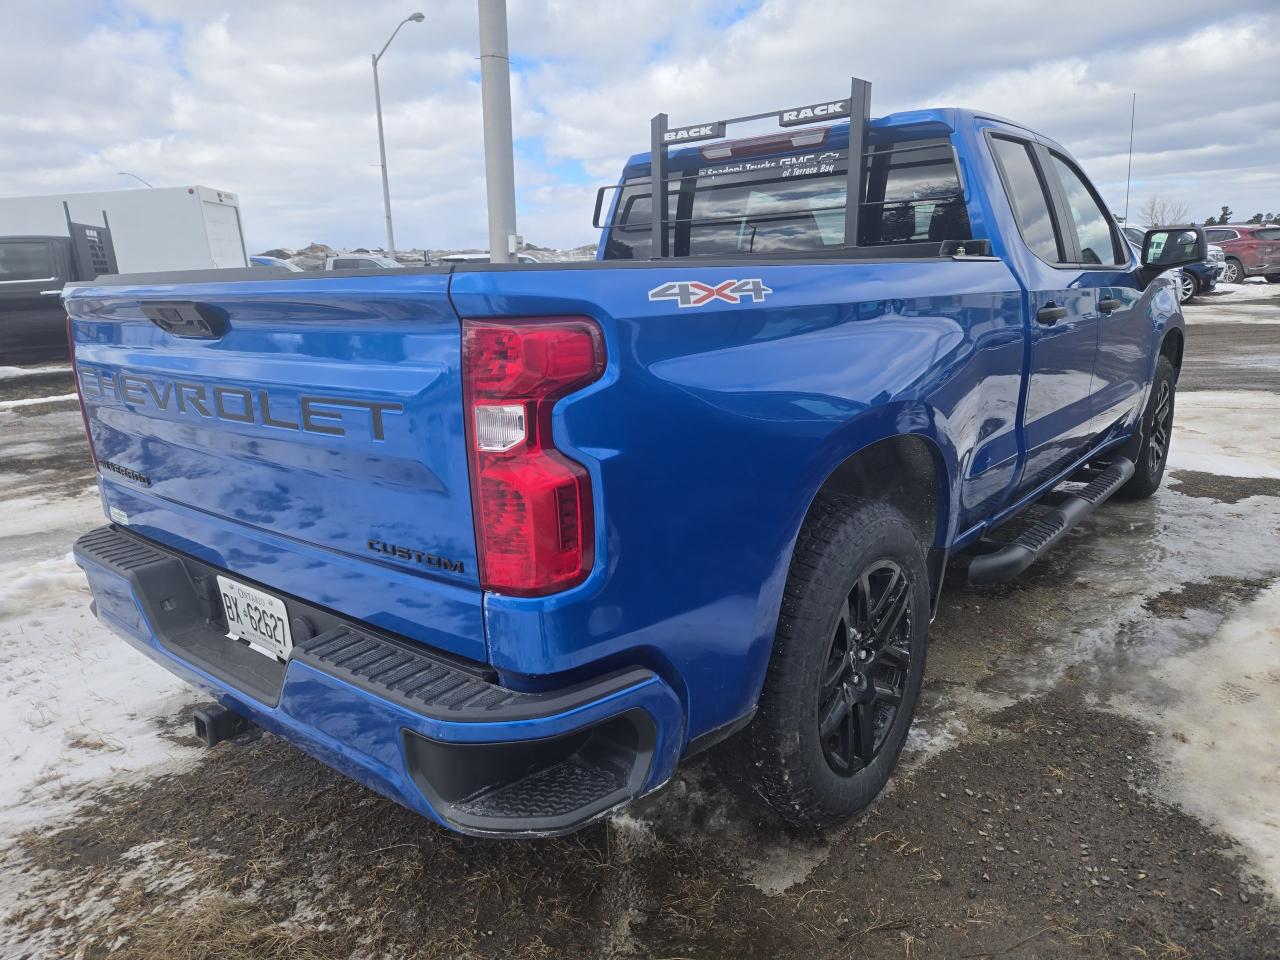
<box><xmin>719</xmin><ymin>497</ymin><xmax>930</xmax><ymax>828</ymax></box>
<box><xmin>1223</xmin><ymin>259</ymin><xmax>1244</xmax><ymax>284</ymax></box>
<box><xmin>1115</xmin><ymin>354</ymin><xmax>1176</xmax><ymax>500</ymax></box>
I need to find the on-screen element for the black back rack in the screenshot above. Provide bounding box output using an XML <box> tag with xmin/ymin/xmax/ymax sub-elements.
<box><xmin>647</xmin><ymin>77</ymin><xmax>871</xmax><ymax>258</ymax></box>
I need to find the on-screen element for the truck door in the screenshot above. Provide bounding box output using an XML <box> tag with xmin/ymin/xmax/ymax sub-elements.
<box><xmin>987</xmin><ymin>134</ymin><xmax>1100</xmax><ymax>494</ymax></box>
<box><xmin>1038</xmin><ymin>151</ymin><xmax>1144</xmax><ymax>444</ymax></box>
<box><xmin>0</xmin><ymin>238</ymin><xmax>66</xmax><ymax>365</ymax></box>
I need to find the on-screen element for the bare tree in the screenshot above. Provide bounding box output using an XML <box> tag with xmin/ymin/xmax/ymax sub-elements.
<box><xmin>1137</xmin><ymin>195</ymin><xmax>1190</xmax><ymax>227</ymax></box>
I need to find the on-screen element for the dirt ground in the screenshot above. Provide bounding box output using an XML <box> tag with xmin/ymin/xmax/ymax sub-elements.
<box><xmin>2</xmin><ymin>281</ymin><xmax>1278</xmax><ymax>959</ymax></box>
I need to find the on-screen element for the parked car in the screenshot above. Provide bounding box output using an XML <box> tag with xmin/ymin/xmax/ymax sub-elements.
<box><xmin>67</xmin><ymin>82</ymin><xmax>1203</xmax><ymax>838</ymax></box>
<box><xmin>324</xmin><ymin>254</ymin><xmax>404</xmax><ymax>270</ymax></box>
<box><xmin>1205</xmin><ymin>224</ymin><xmax>1280</xmax><ymax>283</ymax></box>
<box><xmin>1123</xmin><ymin>226</ymin><xmax>1223</xmax><ymax>302</ymax></box>
<box><xmin>1</xmin><ymin>216</ymin><xmax>117</xmax><ymax>365</ymax></box>
<box><xmin>250</xmin><ymin>255</ymin><xmax>303</xmax><ymax>272</ymax></box>
<box><xmin>1181</xmin><ymin>246</ymin><xmax>1226</xmax><ymax>302</ymax></box>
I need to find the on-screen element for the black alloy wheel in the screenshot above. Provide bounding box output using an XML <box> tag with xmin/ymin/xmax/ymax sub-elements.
<box><xmin>817</xmin><ymin>560</ymin><xmax>913</xmax><ymax>774</ymax></box>
<box><xmin>1147</xmin><ymin>379</ymin><xmax>1172</xmax><ymax>481</ymax></box>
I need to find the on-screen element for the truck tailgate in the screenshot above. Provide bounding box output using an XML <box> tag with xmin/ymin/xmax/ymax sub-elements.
<box><xmin>66</xmin><ymin>273</ymin><xmax>486</xmax><ymax>662</ymax></box>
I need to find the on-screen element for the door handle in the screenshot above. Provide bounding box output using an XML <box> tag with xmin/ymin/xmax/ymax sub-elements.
<box><xmin>1098</xmin><ymin>297</ymin><xmax>1123</xmax><ymax>313</ymax></box>
<box><xmin>1035</xmin><ymin>303</ymin><xmax>1068</xmax><ymax>325</ymax></box>
<box><xmin>40</xmin><ymin>289</ymin><xmax>64</xmax><ymax>296</ymax></box>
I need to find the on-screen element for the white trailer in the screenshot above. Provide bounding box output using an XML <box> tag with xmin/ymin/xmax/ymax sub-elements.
<box><xmin>0</xmin><ymin>186</ymin><xmax>248</xmax><ymax>273</ymax></box>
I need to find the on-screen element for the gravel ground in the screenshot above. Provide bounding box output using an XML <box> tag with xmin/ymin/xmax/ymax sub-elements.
<box><xmin>1</xmin><ymin>280</ymin><xmax>1277</xmax><ymax>959</ymax></box>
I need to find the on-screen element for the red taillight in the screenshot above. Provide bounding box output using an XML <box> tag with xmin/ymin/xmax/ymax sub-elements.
<box><xmin>462</xmin><ymin>317</ymin><xmax>605</xmax><ymax>596</ymax></box>
<box><xmin>66</xmin><ymin>314</ymin><xmax>97</xmax><ymax>467</ymax></box>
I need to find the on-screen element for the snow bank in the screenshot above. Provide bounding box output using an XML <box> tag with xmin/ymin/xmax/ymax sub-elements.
<box><xmin>0</xmin><ymin>493</ymin><xmax>197</xmax><ymax>837</ymax></box>
<box><xmin>1169</xmin><ymin>391</ymin><xmax>1280</xmax><ymax>479</ymax></box>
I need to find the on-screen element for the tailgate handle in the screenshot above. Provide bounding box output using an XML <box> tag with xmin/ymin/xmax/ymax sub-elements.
<box><xmin>141</xmin><ymin>301</ymin><xmax>229</xmax><ymax>339</ymax></box>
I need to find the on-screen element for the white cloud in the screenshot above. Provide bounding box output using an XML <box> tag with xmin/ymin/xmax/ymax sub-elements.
<box><xmin>0</xmin><ymin>0</ymin><xmax>1276</xmax><ymax>253</ymax></box>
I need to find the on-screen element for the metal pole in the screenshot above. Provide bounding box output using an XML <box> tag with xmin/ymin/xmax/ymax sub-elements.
<box><xmin>372</xmin><ymin>53</ymin><xmax>396</xmax><ymax>258</ymax></box>
<box><xmin>478</xmin><ymin>0</ymin><xmax>518</xmax><ymax>263</ymax></box>
<box><xmin>650</xmin><ymin>113</ymin><xmax>668</xmax><ymax>258</ymax></box>
<box><xmin>843</xmin><ymin>77</ymin><xmax>871</xmax><ymax>248</ymax></box>
<box><xmin>1123</xmin><ymin>92</ymin><xmax>1136</xmax><ymax>223</ymax></box>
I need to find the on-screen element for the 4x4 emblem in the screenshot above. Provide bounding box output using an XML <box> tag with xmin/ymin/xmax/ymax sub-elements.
<box><xmin>648</xmin><ymin>279</ymin><xmax>773</xmax><ymax>308</ymax></box>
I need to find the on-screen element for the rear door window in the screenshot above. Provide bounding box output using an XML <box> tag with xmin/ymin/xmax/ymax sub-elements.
<box><xmin>0</xmin><ymin>240</ymin><xmax>53</xmax><ymax>280</ymax></box>
<box><xmin>989</xmin><ymin>136</ymin><xmax>1062</xmax><ymax>262</ymax></box>
<box><xmin>1256</xmin><ymin>228</ymin><xmax>1280</xmax><ymax>242</ymax></box>
<box><xmin>1205</xmin><ymin>229</ymin><xmax>1237</xmax><ymax>243</ymax></box>
<box><xmin>862</xmin><ymin>139</ymin><xmax>968</xmax><ymax>246</ymax></box>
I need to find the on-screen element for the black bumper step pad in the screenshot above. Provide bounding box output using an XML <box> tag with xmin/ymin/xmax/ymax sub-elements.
<box><xmin>75</xmin><ymin>525</ymin><xmax>173</xmax><ymax>576</ymax></box>
<box><xmin>455</xmin><ymin>753</ymin><xmax>631</xmax><ymax>821</ymax></box>
<box><xmin>295</xmin><ymin>625</ymin><xmax>652</xmax><ymax>723</ymax></box>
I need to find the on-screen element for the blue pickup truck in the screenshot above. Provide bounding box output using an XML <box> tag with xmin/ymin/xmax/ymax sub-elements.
<box><xmin>67</xmin><ymin>80</ymin><xmax>1203</xmax><ymax>837</ymax></box>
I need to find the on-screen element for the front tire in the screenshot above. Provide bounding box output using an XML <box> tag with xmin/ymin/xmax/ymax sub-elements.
<box><xmin>1178</xmin><ymin>271</ymin><xmax>1198</xmax><ymax>303</ymax></box>
<box><xmin>1223</xmin><ymin>259</ymin><xmax>1244</xmax><ymax>284</ymax></box>
<box><xmin>720</xmin><ymin>497</ymin><xmax>930</xmax><ymax>828</ymax></box>
<box><xmin>1115</xmin><ymin>354</ymin><xmax>1176</xmax><ymax>500</ymax></box>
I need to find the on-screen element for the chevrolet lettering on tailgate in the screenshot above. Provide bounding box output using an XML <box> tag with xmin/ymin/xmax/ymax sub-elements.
<box><xmin>77</xmin><ymin>366</ymin><xmax>404</xmax><ymax>441</ymax></box>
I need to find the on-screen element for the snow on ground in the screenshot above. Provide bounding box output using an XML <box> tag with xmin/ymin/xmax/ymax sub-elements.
<box><xmin>0</xmin><ymin>393</ymin><xmax>77</xmax><ymax>410</ymax></box>
<box><xmin>1119</xmin><ymin>583</ymin><xmax>1280</xmax><ymax>898</ymax></box>
<box><xmin>1187</xmin><ymin>279</ymin><xmax>1280</xmax><ymax>324</ymax></box>
<box><xmin>1169</xmin><ymin>391</ymin><xmax>1280</xmax><ymax>478</ymax></box>
<box><xmin>0</xmin><ymin>487</ymin><xmax>198</xmax><ymax>839</ymax></box>
<box><xmin>0</xmin><ymin>365</ymin><xmax>71</xmax><ymax>379</ymax></box>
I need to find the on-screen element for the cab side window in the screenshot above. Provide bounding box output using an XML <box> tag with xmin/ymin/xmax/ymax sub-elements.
<box><xmin>1048</xmin><ymin>154</ymin><xmax>1123</xmax><ymax>265</ymax></box>
<box><xmin>0</xmin><ymin>240</ymin><xmax>53</xmax><ymax>280</ymax></box>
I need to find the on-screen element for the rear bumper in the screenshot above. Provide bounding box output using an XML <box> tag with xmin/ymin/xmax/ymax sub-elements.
<box><xmin>73</xmin><ymin>525</ymin><xmax>684</xmax><ymax>837</ymax></box>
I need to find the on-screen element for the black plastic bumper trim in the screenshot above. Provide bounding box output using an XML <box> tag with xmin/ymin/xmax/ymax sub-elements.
<box><xmin>403</xmin><ymin>709</ymin><xmax>656</xmax><ymax>837</ymax></box>
<box><xmin>74</xmin><ymin>525</ymin><xmax>657</xmax><ymax>724</ymax></box>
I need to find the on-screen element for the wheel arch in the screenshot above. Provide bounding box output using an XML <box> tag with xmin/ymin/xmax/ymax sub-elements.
<box><xmin>1160</xmin><ymin>326</ymin><xmax>1185</xmax><ymax>377</ymax></box>
<box><xmin>798</xmin><ymin>430</ymin><xmax>953</xmax><ymax>608</ymax></box>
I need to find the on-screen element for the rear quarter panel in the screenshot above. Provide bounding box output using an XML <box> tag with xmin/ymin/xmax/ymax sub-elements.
<box><xmin>450</xmin><ymin>258</ymin><xmax>1024</xmax><ymax>741</ymax></box>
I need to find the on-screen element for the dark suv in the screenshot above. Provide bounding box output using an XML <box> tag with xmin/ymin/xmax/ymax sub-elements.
<box><xmin>1205</xmin><ymin>225</ymin><xmax>1280</xmax><ymax>283</ymax></box>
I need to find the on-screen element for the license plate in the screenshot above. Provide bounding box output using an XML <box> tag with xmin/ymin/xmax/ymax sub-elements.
<box><xmin>216</xmin><ymin>575</ymin><xmax>293</xmax><ymax>661</ymax></box>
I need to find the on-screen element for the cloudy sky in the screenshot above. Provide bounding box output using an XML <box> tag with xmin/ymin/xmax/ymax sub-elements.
<box><xmin>3</xmin><ymin>0</ymin><xmax>1277</xmax><ymax>253</ymax></box>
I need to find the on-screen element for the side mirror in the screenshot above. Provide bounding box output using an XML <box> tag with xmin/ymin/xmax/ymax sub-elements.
<box><xmin>1138</xmin><ymin>225</ymin><xmax>1206</xmax><ymax>289</ymax></box>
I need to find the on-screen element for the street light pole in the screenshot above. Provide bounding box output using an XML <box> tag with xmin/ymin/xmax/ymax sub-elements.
<box><xmin>478</xmin><ymin>0</ymin><xmax>518</xmax><ymax>263</ymax></box>
<box><xmin>117</xmin><ymin>171</ymin><xmax>154</xmax><ymax>188</ymax></box>
<box><xmin>371</xmin><ymin>12</ymin><xmax>424</xmax><ymax>259</ymax></box>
